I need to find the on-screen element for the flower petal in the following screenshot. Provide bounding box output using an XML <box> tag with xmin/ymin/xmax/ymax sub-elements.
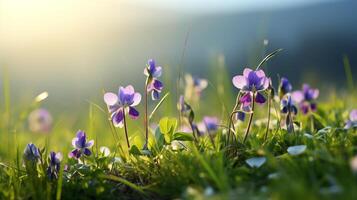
<box><xmin>55</xmin><ymin>152</ymin><xmax>63</xmax><ymax>162</ymax></box>
<box><xmin>197</xmin><ymin>122</ymin><xmax>206</xmax><ymax>135</ymax></box>
<box><xmin>232</xmin><ymin>75</ymin><xmax>247</xmax><ymax>89</ymax></box>
<box><xmin>300</xmin><ymin>103</ymin><xmax>310</xmax><ymax>115</ymax></box>
<box><xmin>148</xmin><ymin>59</ymin><xmax>156</xmax><ymax>72</ymax></box>
<box><xmin>104</xmin><ymin>92</ymin><xmax>118</xmax><ymax>106</ymax></box>
<box><xmin>152</xmin><ymin>90</ymin><xmax>160</xmax><ymax>100</ymax></box>
<box><xmin>76</xmin><ymin>130</ymin><xmax>85</xmax><ymax>138</ymax></box>
<box><xmin>68</xmin><ymin>149</ymin><xmax>80</xmax><ymax>159</ymax></box>
<box><xmin>281</xmin><ymin>106</ymin><xmax>288</xmax><ymax>114</ymax></box>
<box><xmin>310</xmin><ymin>103</ymin><xmax>317</xmax><ymax>112</ymax></box>
<box><xmin>259</xmin><ymin>77</ymin><xmax>270</xmax><ymax>91</ymax></box>
<box><xmin>291</xmin><ymin>91</ymin><xmax>304</xmax><ymax>103</ymax></box>
<box><xmin>312</xmin><ymin>89</ymin><xmax>319</xmax><ymax>99</ymax></box>
<box><xmin>255</xmin><ymin>70</ymin><xmax>266</xmax><ymax>78</ymax></box>
<box><xmin>85</xmin><ymin>140</ymin><xmax>94</xmax><ymax>148</ymax></box>
<box><xmin>75</xmin><ymin>135</ymin><xmax>86</xmax><ymax>149</ymax></box>
<box><xmin>131</xmin><ymin>93</ymin><xmax>142</xmax><ymax>106</ymax></box>
<box><xmin>350</xmin><ymin>110</ymin><xmax>357</xmax><ymax>121</ymax></box>
<box><xmin>83</xmin><ymin>148</ymin><xmax>91</xmax><ymax>156</ymax></box>
<box><xmin>152</xmin><ymin>66</ymin><xmax>162</xmax><ymax>77</ymax></box>
<box><xmin>112</xmin><ymin>109</ymin><xmax>124</xmax><ymax>127</ymax></box>
<box><xmin>280</xmin><ymin>77</ymin><xmax>292</xmax><ymax>94</ymax></box>
<box><xmin>237</xmin><ymin>111</ymin><xmax>245</xmax><ymax>121</ymax></box>
<box><xmin>240</xmin><ymin>92</ymin><xmax>252</xmax><ymax>106</ymax></box>
<box><xmin>194</xmin><ymin>77</ymin><xmax>208</xmax><ymax>90</ymax></box>
<box><xmin>255</xmin><ymin>92</ymin><xmax>266</xmax><ymax>104</ymax></box>
<box><xmin>243</xmin><ymin>68</ymin><xmax>253</xmax><ymax>77</ymax></box>
<box><xmin>128</xmin><ymin>107</ymin><xmax>139</xmax><ymax>119</ymax></box>
<box><xmin>344</xmin><ymin>121</ymin><xmax>352</xmax><ymax>129</ymax></box>
<box><xmin>203</xmin><ymin>117</ymin><xmax>218</xmax><ymax>132</ymax></box>
<box><xmin>153</xmin><ymin>79</ymin><xmax>164</xmax><ymax>91</ymax></box>
<box><xmin>108</xmin><ymin>104</ymin><xmax>120</xmax><ymax>113</ymax></box>
<box><xmin>292</xmin><ymin>105</ymin><xmax>298</xmax><ymax>115</ymax></box>
<box><xmin>119</xmin><ymin>85</ymin><xmax>135</xmax><ymax>105</ymax></box>
<box><xmin>72</xmin><ymin>138</ymin><xmax>78</xmax><ymax>148</ymax></box>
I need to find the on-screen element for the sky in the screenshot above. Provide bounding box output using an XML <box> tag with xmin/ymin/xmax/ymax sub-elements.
<box><xmin>123</xmin><ymin>0</ymin><xmax>337</xmax><ymax>14</ymax></box>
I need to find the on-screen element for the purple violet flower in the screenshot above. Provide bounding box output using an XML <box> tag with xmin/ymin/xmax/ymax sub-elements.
<box><xmin>198</xmin><ymin>117</ymin><xmax>219</xmax><ymax>134</ymax></box>
<box><xmin>232</xmin><ymin>68</ymin><xmax>270</xmax><ymax>106</ymax></box>
<box><xmin>184</xmin><ymin>74</ymin><xmax>208</xmax><ymax>102</ymax></box>
<box><xmin>236</xmin><ymin>104</ymin><xmax>251</xmax><ymax>121</ymax></box>
<box><xmin>23</xmin><ymin>143</ymin><xmax>40</xmax><ymax>162</ymax></box>
<box><xmin>178</xmin><ymin>125</ymin><xmax>193</xmax><ymax>133</ymax></box>
<box><xmin>345</xmin><ymin>109</ymin><xmax>357</xmax><ymax>129</ymax></box>
<box><xmin>279</xmin><ymin>77</ymin><xmax>292</xmax><ymax>98</ymax></box>
<box><xmin>192</xmin><ymin>76</ymin><xmax>208</xmax><ymax>95</ymax></box>
<box><xmin>144</xmin><ymin>59</ymin><xmax>163</xmax><ymax>100</ymax></box>
<box><xmin>203</xmin><ymin>117</ymin><xmax>219</xmax><ymax>132</ymax></box>
<box><xmin>291</xmin><ymin>84</ymin><xmax>319</xmax><ymax>114</ymax></box>
<box><xmin>280</xmin><ymin>95</ymin><xmax>298</xmax><ymax>132</ymax></box>
<box><xmin>47</xmin><ymin>151</ymin><xmax>62</xmax><ymax>179</ymax></box>
<box><xmin>28</xmin><ymin>108</ymin><xmax>53</xmax><ymax>133</ymax></box>
<box><xmin>281</xmin><ymin>95</ymin><xmax>298</xmax><ymax>115</ymax></box>
<box><xmin>68</xmin><ymin>130</ymin><xmax>94</xmax><ymax>159</ymax></box>
<box><xmin>237</xmin><ymin>111</ymin><xmax>246</xmax><ymax>121</ymax></box>
<box><xmin>104</xmin><ymin>85</ymin><xmax>141</xmax><ymax>127</ymax></box>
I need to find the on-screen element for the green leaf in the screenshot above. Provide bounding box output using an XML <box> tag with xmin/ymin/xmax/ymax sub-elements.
<box><xmin>129</xmin><ymin>145</ymin><xmax>141</xmax><ymax>155</ymax></box>
<box><xmin>159</xmin><ymin>117</ymin><xmax>177</xmax><ymax>143</ymax></box>
<box><xmin>312</xmin><ymin>113</ymin><xmax>326</xmax><ymax>130</ymax></box>
<box><xmin>155</xmin><ymin>127</ymin><xmax>165</xmax><ymax>150</ymax></box>
<box><xmin>173</xmin><ymin>132</ymin><xmax>194</xmax><ymax>141</ymax></box>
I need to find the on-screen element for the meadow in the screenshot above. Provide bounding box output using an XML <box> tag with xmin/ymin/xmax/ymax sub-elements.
<box><xmin>0</xmin><ymin>50</ymin><xmax>357</xmax><ymax>200</ymax></box>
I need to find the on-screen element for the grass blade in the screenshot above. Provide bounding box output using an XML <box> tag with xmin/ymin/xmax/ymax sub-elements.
<box><xmin>256</xmin><ymin>48</ymin><xmax>283</xmax><ymax>70</ymax></box>
<box><xmin>343</xmin><ymin>55</ymin><xmax>354</xmax><ymax>92</ymax></box>
<box><xmin>100</xmin><ymin>174</ymin><xmax>145</xmax><ymax>194</ymax></box>
<box><xmin>149</xmin><ymin>92</ymin><xmax>170</xmax><ymax>120</ymax></box>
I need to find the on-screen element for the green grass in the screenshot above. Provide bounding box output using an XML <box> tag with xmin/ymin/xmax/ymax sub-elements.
<box><xmin>0</xmin><ymin>60</ymin><xmax>357</xmax><ymax>200</ymax></box>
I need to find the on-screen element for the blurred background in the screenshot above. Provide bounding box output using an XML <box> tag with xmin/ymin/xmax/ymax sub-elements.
<box><xmin>0</xmin><ymin>0</ymin><xmax>356</xmax><ymax>112</ymax></box>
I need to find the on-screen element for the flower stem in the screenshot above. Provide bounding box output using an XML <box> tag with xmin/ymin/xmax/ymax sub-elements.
<box><xmin>107</xmin><ymin>117</ymin><xmax>125</xmax><ymax>156</ymax></box>
<box><xmin>243</xmin><ymin>92</ymin><xmax>255</xmax><ymax>143</ymax></box>
<box><xmin>189</xmin><ymin>122</ymin><xmax>198</xmax><ymax>144</ymax></box>
<box><xmin>123</xmin><ymin>109</ymin><xmax>130</xmax><ymax>148</ymax></box>
<box><xmin>310</xmin><ymin>114</ymin><xmax>314</xmax><ymax>133</ymax></box>
<box><xmin>144</xmin><ymin>80</ymin><xmax>149</xmax><ymax>149</ymax></box>
<box><xmin>264</xmin><ymin>90</ymin><xmax>272</xmax><ymax>141</ymax></box>
<box><xmin>204</xmin><ymin>124</ymin><xmax>216</xmax><ymax>149</ymax></box>
<box><xmin>227</xmin><ymin>92</ymin><xmax>241</xmax><ymax>145</ymax></box>
<box><xmin>289</xmin><ymin>112</ymin><xmax>295</xmax><ymax>134</ymax></box>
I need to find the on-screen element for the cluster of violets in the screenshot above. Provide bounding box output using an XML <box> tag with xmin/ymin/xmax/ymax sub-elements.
<box><xmin>231</xmin><ymin>67</ymin><xmax>320</xmax><ymax>135</ymax></box>
<box><xmin>103</xmin><ymin>59</ymin><xmax>164</xmax><ymax>148</ymax></box>
<box><xmin>22</xmin><ymin>58</ymin><xmax>357</xmax><ymax>180</ymax></box>
<box><xmin>23</xmin><ymin>143</ymin><xmax>62</xmax><ymax>180</ymax></box>
<box><xmin>22</xmin><ymin>130</ymin><xmax>98</xmax><ymax>180</ymax></box>
<box><xmin>178</xmin><ymin>82</ymin><xmax>220</xmax><ymax>142</ymax></box>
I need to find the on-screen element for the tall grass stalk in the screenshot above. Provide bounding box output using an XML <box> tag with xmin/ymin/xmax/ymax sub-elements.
<box><xmin>243</xmin><ymin>92</ymin><xmax>256</xmax><ymax>143</ymax></box>
<box><xmin>343</xmin><ymin>55</ymin><xmax>354</xmax><ymax>92</ymax></box>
